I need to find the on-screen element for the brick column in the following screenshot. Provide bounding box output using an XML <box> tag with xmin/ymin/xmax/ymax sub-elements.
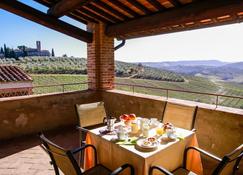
<box><xmin>87</xmin><ymin>22</ymin><xmax>114</xmax><ymax>90</ymax></box>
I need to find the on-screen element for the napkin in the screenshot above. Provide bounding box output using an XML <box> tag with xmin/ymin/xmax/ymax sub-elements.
<box><xmin>116</xmin><ymin>137</ymin><xmax>138</xmax><ymax>145</ymax></box>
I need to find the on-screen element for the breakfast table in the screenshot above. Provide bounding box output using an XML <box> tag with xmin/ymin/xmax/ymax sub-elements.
<box><xmin>84</xmin><ymin>120</ymin><xmax>203</xmax><ymax>175</ymax></box>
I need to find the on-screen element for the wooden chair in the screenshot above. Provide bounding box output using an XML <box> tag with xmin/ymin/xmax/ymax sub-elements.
<box><xmin>149</xmin><ymin>144</ymin><xmax>243</xmax><ymax>175</ymax></box>
<box><xmin>162</xmin><ymin>102</ymin><xmax>198</xmax><ymax>130</ymax></box>
<box><xmin>75</xmin><ymin>102</ymin><xmax>107</xmax><ymax>128</ymax></box>
<box><xmin>39</xmin><ymin>133</ymin><xmax>135</xmax><ymax>175</ymax></box>
<box><xmin>75</xmin><ymin>102</ymin><xmax>108</xmax><ymax>168</ymax></box>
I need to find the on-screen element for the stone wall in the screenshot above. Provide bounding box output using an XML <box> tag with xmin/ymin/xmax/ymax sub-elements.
<box><xmin>102</xmin><ymin>90</ymin><xmax>166</xmax><ymax>119</ymax></box>
<box><xmin>0</xmin><ymin>89</ymin><xmax>242</xmax><ymax>159</ymax></box>
<box><xmin>0</xmin><ymin>90</ymin><xmax>101</xmax><ymax>140</ymax></box>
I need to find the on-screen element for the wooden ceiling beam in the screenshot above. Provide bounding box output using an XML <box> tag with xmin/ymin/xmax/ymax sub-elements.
<box><xmin>69</xmin><ymin>11</ymin><xmax>98</xmax><ymax>23</ymax></box>
<box><xmin>92</xmin><ymin>0</ymin><xmax>129</xmax><ymax>20</ymax></box>
<box><xmin>84</xmin><ymin>3</ymin><xmax>121</xmax><ymax>23</ymax></box>
<box><xmin>108</xmin><ymin>1</ymin><xmax>140</xmax><ymax>18</ymax></box>
<box><xmin>0</xmin><ymin>0</ymin><xmax>93</xmax><ymax>43</ymax></box>
<box><xmin>126</xmin><ymin>0</ymin><xmax>152</xmax><ymax>14</ymax></box>
<box><xmin>169</xmin><ymin>0</ymin><xmax>182</xmax><ymax>7</ymax></box>
<box><xmin>78</xmin><ymin>7</ymin><xmax>111</xmax><ymax>23</ymax></box>
<box><xmin>47</xmin><ymin>0</ymin><xmax>92</xmax><ymax>17</ymax></box>
<box><xmin>34</xmin><ymin>0</ymin><xmax>97</xmax><ymax>24</ymax></box>
<box><xmin>147</xmin><ymin>0</ymin><xmax>166</xmax><ymax>11</ymax></box>
<box><xmin>106</xmin><ymin>0</ymin><xmax>243</xmax><ymax>39</ymax></box>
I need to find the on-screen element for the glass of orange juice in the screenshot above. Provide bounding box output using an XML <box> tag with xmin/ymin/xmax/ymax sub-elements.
<box><xmin>156</xmin><ymin>128</ymin><xmax>164</xmax><ymax>136</ymax></box>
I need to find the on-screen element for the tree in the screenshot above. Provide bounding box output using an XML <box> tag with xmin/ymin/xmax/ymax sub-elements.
<box><xmin>51</xmin><ymin>48</ymin><xmax>55</xmax><ymax>57</ymax></box>
<box><xmin>0</xmin><ymin>47</ymin><xmax>3</xmax><ymax>54</ymax></box>
<box><xmin>23</xmin><ymin>46</ymin><xmax>27</xmax><ymax>57</ymax></box>
<box><xmin>9</xmin><ymin>49</ymin><xmax>16</xmax><ymax>58</ymax></box>
<box><xmin>4</xmin><ymin>44</ymin><xmax>7</xmax><ymax>57</ymax></box>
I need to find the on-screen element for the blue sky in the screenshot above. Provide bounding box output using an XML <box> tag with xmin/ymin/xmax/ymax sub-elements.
<box><xmin>0</xmin><ymin>0</ymin><xmax>243</xmax><ymax>62</ymax></box>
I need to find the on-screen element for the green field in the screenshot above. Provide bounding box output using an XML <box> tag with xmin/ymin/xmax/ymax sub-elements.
<box><xmin>32</xmin><ymin>74</ymin><xmax>87</xmax><ymax>94</ymax></box>
<box><xmin>31</xmin><ymin>74</ymin><xmax>243</xmax><ymax>109</ymax></box>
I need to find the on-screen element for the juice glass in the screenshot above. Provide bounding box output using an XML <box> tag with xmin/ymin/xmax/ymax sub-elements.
<box><xmin>156</xmin><ymin>127</ymin><xmax>164</xmax><ymax>136</ymax></box>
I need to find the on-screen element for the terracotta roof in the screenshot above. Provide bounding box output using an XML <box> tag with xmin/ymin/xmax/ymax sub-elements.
<box><xmin>0</xmin><ymin>65</ymin><xmax>32</xmax><ymax>82</ymax></box>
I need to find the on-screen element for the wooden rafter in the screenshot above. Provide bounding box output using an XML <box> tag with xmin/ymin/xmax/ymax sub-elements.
<box><xmin>70</xmin><ymin>11</ymin><xmax>98</xmax><ymax>23</ymax></box>
<box><xmin>84</xmin><ymin>3</ymin><xmax>121</xmax><ymax>23</ymax></box>
<box><xmin>147</xmin><ymin>0</ymin><xmax>166</xmax><ymax>11</ymax></box>
<box><xmin>34</xmin><ymin>0</ymin><xmax>97</xmax><ymax>24</ymax></box>
<box><xmin>126</xmin><ymin>0</ymin><xmax>152</xmax><ymax>14</ymax></box>
<box><xmin>78</xmin><ymin>7</ymin><xmax>111</xmax><ymax>23</ymax></box>
<box><xmin>92</xmin><ymin>0</ymin><xmax>129</xmax><ymax>20</ymax></box>
<box><xmin>106</xmin><ymin>0</ymin><xmax>243</xmax><ymax>39</ymax></box>
<box><xmin>0</xmin><ymin>0</ymin><xmax>93</xmax><ymax>43</ymax></box>
<box><xmin>108</xmin><ymin>1</ymin><xmax>140</xmax><ymax>18</ymax></box>
<box><xmin>169</xmin><ymin>0</ymin><xmax>183</xmax><ymax>7</ymax></box>
<box><xmin>47</xmin><ymin>0</ymin><xmax>92</xmax><ymax>17</ymax></box>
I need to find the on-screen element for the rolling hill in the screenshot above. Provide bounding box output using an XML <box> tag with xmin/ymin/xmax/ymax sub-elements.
<box><xmin>140</xmin><ymin>60</ymin><xmax>243</xmax><ymax>82</ymax></box>
<box><xmin>0</xmin><ymin>57</ymin><xmax>184</xmax><ymax>82</ymax></box>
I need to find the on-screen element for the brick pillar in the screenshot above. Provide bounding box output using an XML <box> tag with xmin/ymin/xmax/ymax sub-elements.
<box><xmin>87</xmin><ymin>22</ymin><xmax>114</xmax><ymax>90</ymax></box>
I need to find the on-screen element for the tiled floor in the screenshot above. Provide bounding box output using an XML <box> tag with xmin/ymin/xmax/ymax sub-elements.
<box><xmin>0</xmin><ymin>127</ymin><xmax>79</xmax><ymax>175</ymax></box>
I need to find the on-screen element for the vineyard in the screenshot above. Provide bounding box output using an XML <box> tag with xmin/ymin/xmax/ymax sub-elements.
<box><xmin>32</xmin><ymin>74</ymin><xmax>87</xmax><ymax>94</ymax></box>
<box><xmin>30</xmin><ymin>74</ymin><xmax>243</xmax><ymax>109</ymax></box>
<box><xmin>0</xmin><ymin>57</ymin><xmax>184</xmax><ymax>82</ymax></box>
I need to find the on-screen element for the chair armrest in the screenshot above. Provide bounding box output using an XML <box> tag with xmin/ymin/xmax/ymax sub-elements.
<box><xmin>71</xmin><ymin>144</ymin><xmax>97</xmax><ymax>165</ymax></box>
<box><xmin>110</xmin><ymin>163</ymin><xmax>135</xmax><ymax>175</ymax></box>
<box><xmin>185</xmin><ymin>146</ymin><xmax>222</xmax><ymax>163</ymax></box>
<box><xmin>149</xmin><ymin>166</ymin><xmax>173</xmax><ymax>175</ymax></box>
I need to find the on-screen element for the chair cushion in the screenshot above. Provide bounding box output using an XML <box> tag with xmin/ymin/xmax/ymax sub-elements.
<box><xmin>173</xmin><ymin>168</ymin><xmax>197</xmax><ymax>175</ymax></box>
<box><xmin>76</xmin><ymin>102</ymin><xmax>106</xmax><ymax>127</ymax></box>
<box><xmin>83</xmin><ymin>164</ymin><xmax>111</xmax><ymax>175</ymax></box>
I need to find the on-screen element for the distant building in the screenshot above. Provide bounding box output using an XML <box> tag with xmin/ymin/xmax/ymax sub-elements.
<box><xmin>0</xmin><ymin>65</ymin><xmax>33</xmax><ymax>98</ymax></box>
<box><xmin>14</xmin><ymin>41</ymin><xmax>50</xmax><ymax>57</ymax></box>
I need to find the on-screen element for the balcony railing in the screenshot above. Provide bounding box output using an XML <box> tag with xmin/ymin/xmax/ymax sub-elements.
<box><xmin>1</xmin><ymin>82</ymin><xmax>242</xmax><ymax>109</ymax></box>
<box><xmin>115</xmin><ymin>83</ymin><xmax>243</xmax><ymax>109</ymax></box>
<box><xmin>32</xmin><ymin>82</ymin><xmax>89</xmax><ymax>94</ymax></box>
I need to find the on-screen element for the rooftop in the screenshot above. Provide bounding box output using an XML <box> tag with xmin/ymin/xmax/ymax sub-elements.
<box><xmin>0</xmin><ymin>65</ymin><xmax>32</xmax><ymax>83</ymax></box>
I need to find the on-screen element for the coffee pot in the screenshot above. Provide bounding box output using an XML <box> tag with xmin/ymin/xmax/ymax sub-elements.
<box><xmin>104</xmin><ymin>117</ymin><xmax>116</xmax><ymax>131</ymax></box>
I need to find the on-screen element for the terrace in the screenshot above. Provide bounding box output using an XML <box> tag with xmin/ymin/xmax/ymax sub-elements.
<box><xmin>0</xmin><ymin>0</ymin><xmax>243</xmax><ymax>175</ymax></box>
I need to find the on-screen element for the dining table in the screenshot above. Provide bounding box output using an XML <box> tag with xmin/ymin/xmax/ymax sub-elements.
<box><xmin>84</xmin><ymin>122</ymin><xmax>203</xmax><ymax>175</ymax></box>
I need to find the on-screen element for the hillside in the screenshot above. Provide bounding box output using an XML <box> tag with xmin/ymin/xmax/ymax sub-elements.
<box><xmin>140</xmin><ymin>60</ymin><xmax>243</xmax><ymax>82</ymax></box>
<box><xmin>0</xmin><ymin>57</ymin><xmax>184</xmax><ymax>82</ymax></box>
<box><xmin>141</xmin><ymin>60</ymin><xmax>228</xmax><ymax>68</ymax></box>
<box><xmin>30</xmin><ymin>74</ymin><xmax>243</xmax><ymax>109</ymax></box>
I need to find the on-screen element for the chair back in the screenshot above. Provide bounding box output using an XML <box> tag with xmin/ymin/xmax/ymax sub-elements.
<box><xmin>212</xmin><ymin>144</ymin><xmax>243</xmax><ymax>175</ymax></box>
<box><xmin>39</xmin><ymin>133</ymin><xmax>82</xmax><ymax>175</ymax></box>
<box><xmin>75</xmin><ymin>102</ymin><xmax>106</xmax><ymax>128</ymax></box>
<box><xmin>162</xmin><ymin>102</ymin><xmax>198</xmax><ymax>130</ymax></box>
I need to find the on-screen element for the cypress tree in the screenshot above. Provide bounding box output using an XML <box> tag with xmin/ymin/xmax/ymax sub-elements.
<box><xmin>23</xmin><ymin>46</ymin><xmax>27</xmax><ymax>57</ymax></box>
<box><xmin>4</xmin><ymin>44</ymin><xmax>7</xmax><ymax>57</ymax></box>
<box><xmin>51</xmin><ymin>48</ymin><xmax>55</xmax><ymax>57</ymax></box>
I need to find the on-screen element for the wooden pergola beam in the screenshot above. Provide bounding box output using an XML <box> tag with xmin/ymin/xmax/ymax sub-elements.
<box><xmin>0</xmin><ymin>0</ymin><xmax>93</xmax><ymax>43</ymax></box>
<box><xmin>147</xmin><ymin>0</ymin><xmax>166</xmax><ymax>11</ymax></box>
<box><xmin>126</xmin><ymin>0</ymin><xmax>152</xmax><ymax>14</ymax></box>
<box><xmin>47</xmin><ymin>0</ymin><xmax>92</xmax><ymax>17</ymax></box>
<box><xmin>106</xmin><ymin>0</ymin><xmax>243</xmax><ymax>39</ymax></box>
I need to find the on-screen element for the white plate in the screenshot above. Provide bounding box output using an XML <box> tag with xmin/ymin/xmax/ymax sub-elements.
<box><xmin>136</xmin><ymin>139</ymin><xmax>158</xmax><ymax>149</ymax></box>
